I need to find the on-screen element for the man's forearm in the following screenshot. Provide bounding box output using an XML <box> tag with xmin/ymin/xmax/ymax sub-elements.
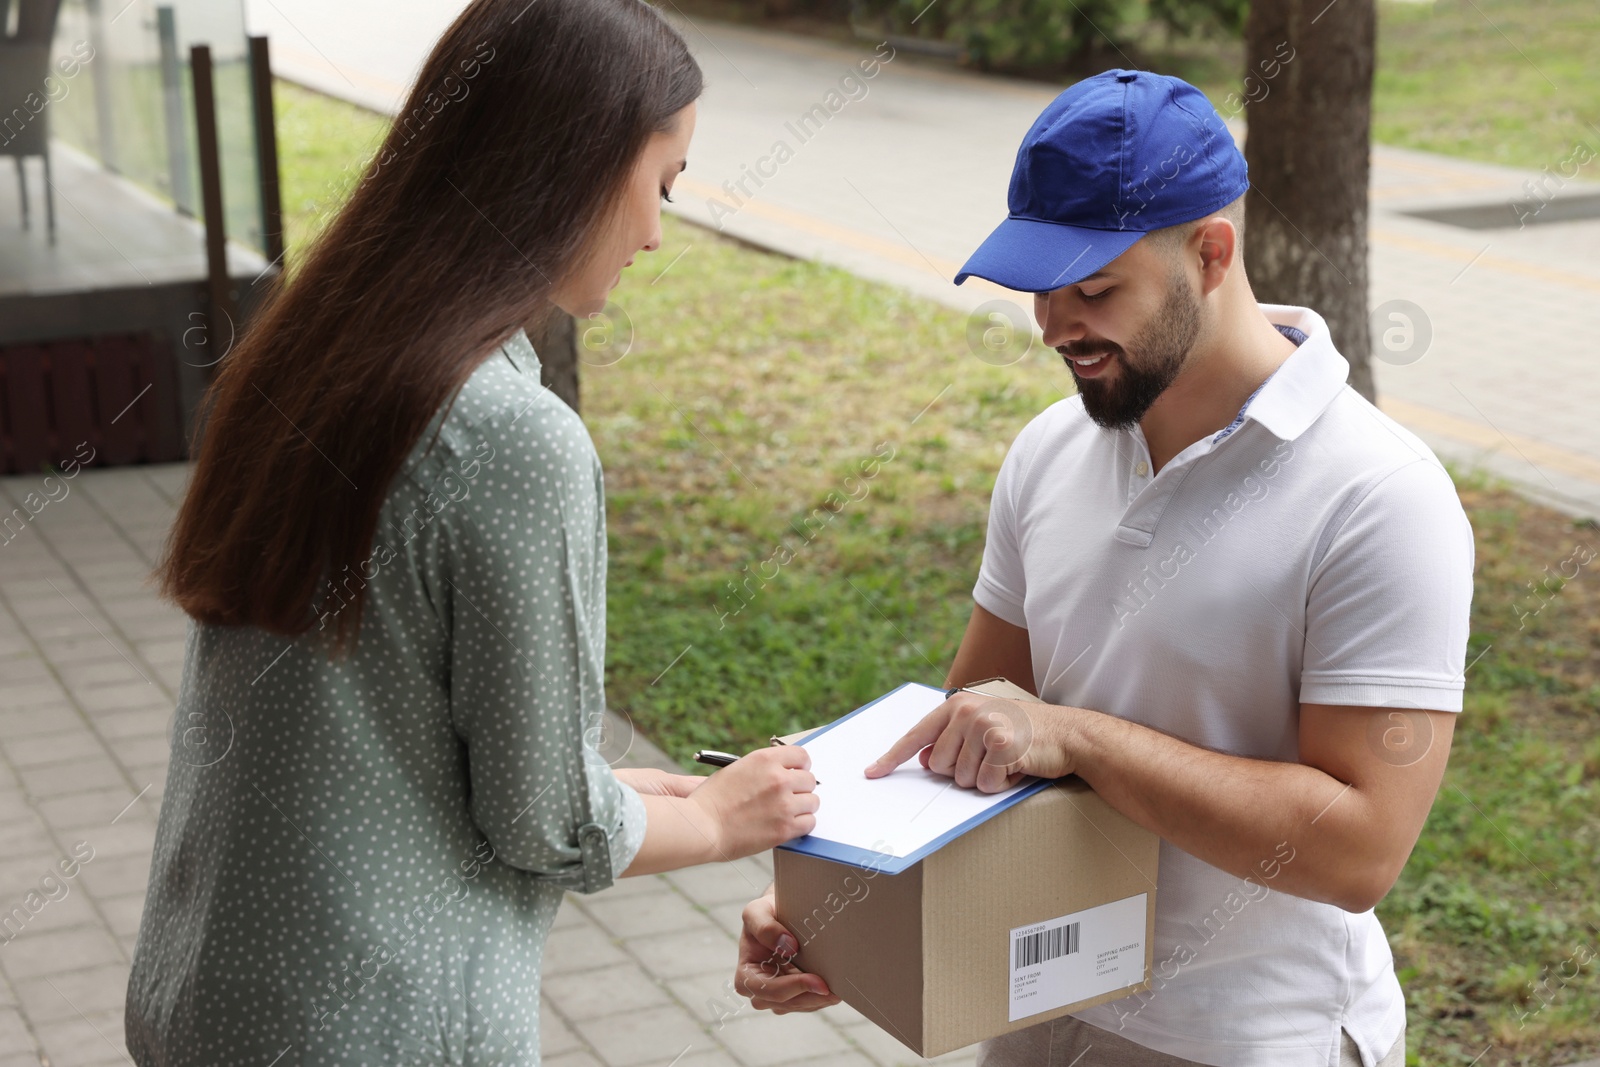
<box><xmin>1059</xmin><ymin>707</ymin><xmax>1388</xmax><ymax>911</ymax></box>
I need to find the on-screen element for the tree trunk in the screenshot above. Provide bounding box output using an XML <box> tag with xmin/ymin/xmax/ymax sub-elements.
<box><xmin>524</xmin><ymin>309</ymin><xmax>580</xmax><ymax>414</ymax></box>
<box><xmin>1242</xmin><ymin>0</ymin><xmax>1377</xmax><ymax>402</ymax></box>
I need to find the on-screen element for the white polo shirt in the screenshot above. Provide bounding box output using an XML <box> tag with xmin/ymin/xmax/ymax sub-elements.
<box><xmin>973</xmin><ymin>304</ymin><xmax>1474</xmax><ymax>1067</ymax></box>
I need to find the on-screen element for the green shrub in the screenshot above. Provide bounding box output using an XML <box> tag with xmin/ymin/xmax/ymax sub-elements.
<box><xmin>952</xmin><ymin>0</ymin><xmax>1130</xmax><ymax>71</ymax></box>
<box><xmin>850</xmin><ymin>0</ymin><xmax>1232</xmax><ymax>73</ymax></box>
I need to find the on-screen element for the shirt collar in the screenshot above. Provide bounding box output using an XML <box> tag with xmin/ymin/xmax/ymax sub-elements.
<box><xmin>500</xmin><ymin>328</ymin><xmax>544</xmax><ymax>377</ymax></box>
<box><xmin>1233</xmin><ymin>303</ymin><xmax>1350</xmax><ymax>441</ymax></box>
<box><xmin>1108</xmin><ymin>305</ymin><xmax>1349</xmax><ymax>549</ymax></box>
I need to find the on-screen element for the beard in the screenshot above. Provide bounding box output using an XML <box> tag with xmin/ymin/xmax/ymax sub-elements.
<box><xmin>1063</xmin><ymin>264</ymin><xmax>1203</xmax><ymax>430</ymax></box>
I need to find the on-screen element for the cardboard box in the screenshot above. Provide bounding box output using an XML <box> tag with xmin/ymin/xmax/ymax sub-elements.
<box><xmin>772</xmin><ymin>680</ymin><xmax>1160</xmax><ymax>1058</ymax></box>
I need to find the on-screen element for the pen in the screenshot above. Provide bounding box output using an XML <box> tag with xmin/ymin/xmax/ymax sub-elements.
<box><xmin>692</xmin><ymin>740</ymin><xmax>819</xmax><ymax>782</ymax></box>
<box><xmin>945</xmin><ymin>675</ymin><xmax>1009</xmax><ymax>699</ymax></box>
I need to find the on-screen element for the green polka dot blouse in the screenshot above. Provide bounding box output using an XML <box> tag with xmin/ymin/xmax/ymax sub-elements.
<box><xmin>126</xmin><ymin>331</ymin><xmax>648</xmax><ymax>1065</ymax></box>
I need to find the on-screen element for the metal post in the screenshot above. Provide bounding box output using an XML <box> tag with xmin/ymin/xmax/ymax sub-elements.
<box><xmin>248</xmin><ymin>34</ymin><xmax>285</xmax><ymax>269</ymax></box>
<box><xmin>190</xmin><ymin>44</ymin><xmax>235</xmax><ymax>362</ymax></box>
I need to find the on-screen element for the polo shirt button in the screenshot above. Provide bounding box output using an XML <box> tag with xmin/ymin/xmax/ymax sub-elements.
<box><xmin>1135</xmin><ymin>461</ymin><xmax>1149</xmax><ymax>477</ymax></box>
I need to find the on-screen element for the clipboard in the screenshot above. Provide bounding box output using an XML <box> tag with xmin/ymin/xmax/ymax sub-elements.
<box><xmin>776</xmin><ymin>678</ymin><xmax>1053</xmax><ymax>875</ymax></box>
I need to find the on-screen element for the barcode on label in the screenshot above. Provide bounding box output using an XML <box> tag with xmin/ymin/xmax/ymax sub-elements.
<box><xmin>1014</xmin><ymin>920</ymin><xmax>1080</xmax><ymax>969</ymax></box>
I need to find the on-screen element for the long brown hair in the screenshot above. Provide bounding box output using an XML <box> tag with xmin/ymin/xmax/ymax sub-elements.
<box><xmin>157</xmin><ymin>0</ymin><xmax>702</xmax><ymax>652</ymax></box>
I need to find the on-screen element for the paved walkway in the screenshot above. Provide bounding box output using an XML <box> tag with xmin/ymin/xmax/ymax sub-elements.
<box><xmin>0</xmin><ymin>463</ymin><xmax>970</xmax><ymax>1066</ymax></box>
<box><xmin>250</xmin><ymin>0</ymin><xmax>1600</xmax><ymax>519</ymax></box>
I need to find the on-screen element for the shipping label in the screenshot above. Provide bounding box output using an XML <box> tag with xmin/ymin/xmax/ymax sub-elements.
<box><xmin>1008</xmin><ymin>893</ymin><xmax>1148</xmax><ymax>1021</ymax></box>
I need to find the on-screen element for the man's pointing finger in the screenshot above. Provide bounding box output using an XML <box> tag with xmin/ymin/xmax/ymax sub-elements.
<box><xmin>862</xmin><ymin>704</ymin><xmax>952</xmax><ymax>778</ymax></box>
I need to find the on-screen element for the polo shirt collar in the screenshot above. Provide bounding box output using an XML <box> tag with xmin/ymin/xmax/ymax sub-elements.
<box><xmin>1234</xmin><ymin>303</ymin><xmax>1349</xmax><ymax>441</ymax></box>
<box><xmin>1110</xmin><ymin>303</ymin><xmax>1349</xmax><ymax>549</ymax></box>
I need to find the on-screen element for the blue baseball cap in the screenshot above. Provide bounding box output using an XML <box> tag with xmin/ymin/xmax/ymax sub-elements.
<box><xmin>955</xmin><ymin>69</ymin><xmax>1249</xmax><ymax>293</ymax></box>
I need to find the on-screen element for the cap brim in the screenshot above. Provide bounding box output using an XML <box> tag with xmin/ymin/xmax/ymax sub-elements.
<box><xmin>954</xmin><ymin>216</ymin><xmax>1145</xmax><ymax>292</ymax></box>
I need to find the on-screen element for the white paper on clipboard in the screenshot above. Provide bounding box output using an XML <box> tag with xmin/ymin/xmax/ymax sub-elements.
<box><xmin>793</xmin><ymin>682</ymin><xmax>1040</xmax><ymax>864</ymax></box>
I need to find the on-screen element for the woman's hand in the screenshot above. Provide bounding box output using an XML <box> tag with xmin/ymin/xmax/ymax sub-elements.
<box><xmin>688</xmin><ymin>746</ymin><xmax>818</xmax><ymax>859</ymax></box>
<box><xmin>735</xmin><ymin>885</ymin><xmax>841</xmax><ymax>1013</ymax></box>
<box><xmin>615</xmin><ymin>767</ymin><xmax>705</xmax><ymax>798</ymax></box>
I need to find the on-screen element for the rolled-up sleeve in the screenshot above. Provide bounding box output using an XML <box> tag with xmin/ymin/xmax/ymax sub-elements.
<box><xmin>428</xmin><ymin>399</ymin><xmax>646</xmax><ymax>893</ymax></box>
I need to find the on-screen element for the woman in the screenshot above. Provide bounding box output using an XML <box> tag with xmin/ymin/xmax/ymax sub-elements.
<box><xmin>126</xmin><ymin>1</ymin><xmax>818</xmax><ymax>1062</ymax></box>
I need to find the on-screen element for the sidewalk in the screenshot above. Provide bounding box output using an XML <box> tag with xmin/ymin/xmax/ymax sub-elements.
<box><xmin>250</xmin><ymin>0</ymin><xmax>1600</xmax><ymax>519</ymax></box>
<box><xmin>0</xmin><ymin>464</ymin><xmax>970</xmax><ymax>1067</ymax></box>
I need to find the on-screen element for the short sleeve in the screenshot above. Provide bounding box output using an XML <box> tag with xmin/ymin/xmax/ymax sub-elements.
<box><xmin>973</xmin><ymin>426</ymin><xmax>1032</xmax><ymax>628</ymax></box>
<box><xmin>428</xmin><ymin>400</ymin><xmax>646</xmax><ymax>892</ymax></box>
<box><xmin>1299</xmin><ymin>460</ymin><xmax>1475</xmax><ymax>712</ymax></box>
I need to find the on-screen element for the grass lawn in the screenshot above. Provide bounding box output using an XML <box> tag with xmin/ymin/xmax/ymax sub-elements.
<box><xmin>274</xmin><ymin>81</ymin><xmax>390</xmax><ymax>252</ymax></box>
<box><xmin>272</xmin><ymin>79</ymin><xmax>1598</xmax><ymax>1067</ymax></box>
<box><xmin>1373</xmin><ymin>0</ymin><xmax>1600</xmax><ymax>171</ymax></box>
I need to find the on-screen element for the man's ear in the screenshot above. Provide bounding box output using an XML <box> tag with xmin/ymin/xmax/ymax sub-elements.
<box><xmin>1193</xmin><ymin>216</ymin><xmax>1237</xmax><ymax>298</ymax></box>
